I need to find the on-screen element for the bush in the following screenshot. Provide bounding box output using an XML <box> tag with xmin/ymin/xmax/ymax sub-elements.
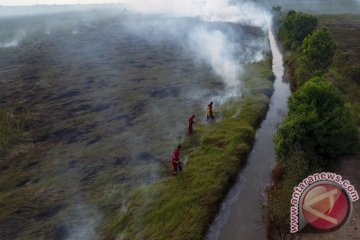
<box><xmin>275</xmin><ymin>77</ymin><xmax>358</xmax><ymax>168</ymax></box>
<box><xmin>301</xmin><ymin>26</ymin><xmax>337</xmax><ymax>73</ymax></box>
<box><xmin>279</xmin><ymin>11</ymin><xmax>318</xmax><ymax>48</ymax></box>
<box><xmin>293</xmin><ymin>27</ymin><xmax>337</xmax><ymax>87</ymax></box>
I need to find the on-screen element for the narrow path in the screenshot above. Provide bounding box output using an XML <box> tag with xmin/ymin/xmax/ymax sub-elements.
<box><xmin>206</xmin><ymin>28</ymin><xmax>291</xmax><ymax>240</ymax></box>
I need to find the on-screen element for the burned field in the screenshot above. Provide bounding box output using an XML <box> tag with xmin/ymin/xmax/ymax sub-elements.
<box><xmin>318</xmin><ymin>14</ymin><xmax>360</xmax><ymax>123</ymax></box>
<box><xmin>319</xmin><ymin>14</ymin><xmax>360</xmax><ymax>61</ymax></box>
<box><xmin>0</xmin><ymin>11</ymin><xmax>269</xmax><ymax>240</ymax></box>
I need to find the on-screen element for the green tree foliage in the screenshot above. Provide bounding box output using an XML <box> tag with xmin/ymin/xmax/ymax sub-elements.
<box><xmin>294</xmin><ymin>27</ymin><xmax>337</xmax><ymax>87</ymax></box>
<box><xmin>301</xmin><ymin>26</ymin><xmax>337</xmax><ymax>72</ymax></box>
<box><xmin>279</xmin><ymin>11</ymin><xmax>318</xmax><ymax>48</ymax></box>
<box><xmin>275</xmin><ymin>77</ymin><xmax>357</xmax><ymax>168</ymax></box>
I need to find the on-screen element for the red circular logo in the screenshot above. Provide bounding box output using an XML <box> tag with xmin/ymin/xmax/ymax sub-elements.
<box><xmin>301</xmin><ymin>183</ymin><xmax>351</xmax><ymax>230</ymax></box>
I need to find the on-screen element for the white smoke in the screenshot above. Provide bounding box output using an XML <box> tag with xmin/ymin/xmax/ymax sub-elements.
<box><xmin>1</xmin><ymin>39</ymin><xmax>18</xmax><ymax>47</ymax></box>
<box><xmin>121</xmin><ymin>0</ymin><xmax>271</xmax><ymax>101</ymax></box>
<box><xmin>123</xmin><ymin>0</ymin><xmax>270</xmax><ymax>28</ymax></box>
<box><xmin>65</xmin><ymin>203</ymin><xmax>103</xmax><ymax>240</ymax></box>
<box><xmin>188</xmin><ymin>27</ymin><xmax>243</xmax><ymax>98</ymax></box>
<box><xmin>1</xmin><ymin>30</ymin><xmax>26</xmax><ymax>48</ymax></box>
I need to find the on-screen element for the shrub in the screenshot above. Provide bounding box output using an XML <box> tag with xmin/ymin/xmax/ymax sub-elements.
<box><xmin>275</xmin><ymin>76</ymin><xmax>358</xmax><ymax>168</ymax></box>
<box><xmin>301</xmin><ymin>26</ymin><xmax>337</xmax><ymax>73</ymax></box>
<box><xmin>279</xmin><ymin>11</ymin><xmax>318</xmax><ymax>48</ymax></box>
<box><xmin>293</xmin><ymin>27</ymin><xmax>337</xmax><ymax>87</ymax></box>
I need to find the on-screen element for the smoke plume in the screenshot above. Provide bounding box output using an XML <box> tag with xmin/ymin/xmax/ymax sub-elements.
<box><xmin>121</xmin><ymin>0</ymin><xmax>271</xmax><ymax>101</ymax></box>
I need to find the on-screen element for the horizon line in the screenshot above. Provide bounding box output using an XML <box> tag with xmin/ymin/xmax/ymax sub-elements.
<box><xmin>0</xmin><ymin>1</ymin><xmax>126</xmax><ymax>7</ymax></box>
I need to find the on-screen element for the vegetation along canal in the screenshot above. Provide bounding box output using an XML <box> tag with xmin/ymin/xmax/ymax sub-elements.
<box><xmin>206</xmin><ymin>27</ymin><xmax>291</xmax><ymax>240</ymax></box>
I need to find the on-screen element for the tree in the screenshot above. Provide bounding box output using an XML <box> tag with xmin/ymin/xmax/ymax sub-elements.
<box><xmin>301</xmin><ymin>26</ymin><xmax>337</xmax><ymax>72</ymax></box>
<box><xmin>275</xmin><ymin>77</ymin><xmax>357</xmax><ymax>168</ymax></box>
<box><xmin>279</xmin><ymin>11</ymin><xmax>318</xmax><ymax>48</ymax></box>
<box><xmin>294</xmin><ymin>27</ymin><xmax>337</xmax><ymax>87</ymax></box>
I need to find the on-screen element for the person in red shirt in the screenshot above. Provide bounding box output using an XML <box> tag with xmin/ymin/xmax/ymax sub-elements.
<box><xmin>172</xmin><ymin>145</ymin><xmax>182</xmax><ymax>176</ymax></box>
<box><xmin>188</xmin><ymin>114</ymin><xmax>196</xmax><ymax>135</ymax></box>
<box><xmin>207</xmin><ymin>102</ymin><xmax>214</xmax><ymax>120</ymax></box>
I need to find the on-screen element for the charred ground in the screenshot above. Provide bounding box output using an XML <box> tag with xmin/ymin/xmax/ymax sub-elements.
<box><xmin>0</xmin><ymin>11</ymin><xmax>271</xmax><ymax>240</ymax></box>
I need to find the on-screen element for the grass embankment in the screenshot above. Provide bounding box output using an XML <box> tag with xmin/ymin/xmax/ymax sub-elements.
<box><xmin>103</xmin><ymin>57</ymin><xmax>275</xmax><ymax>239</ymax></box>
<box><xmin>267</xmin><ymin>12</ymin><xmax>360</xmax><ymax>238</ymax></box>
